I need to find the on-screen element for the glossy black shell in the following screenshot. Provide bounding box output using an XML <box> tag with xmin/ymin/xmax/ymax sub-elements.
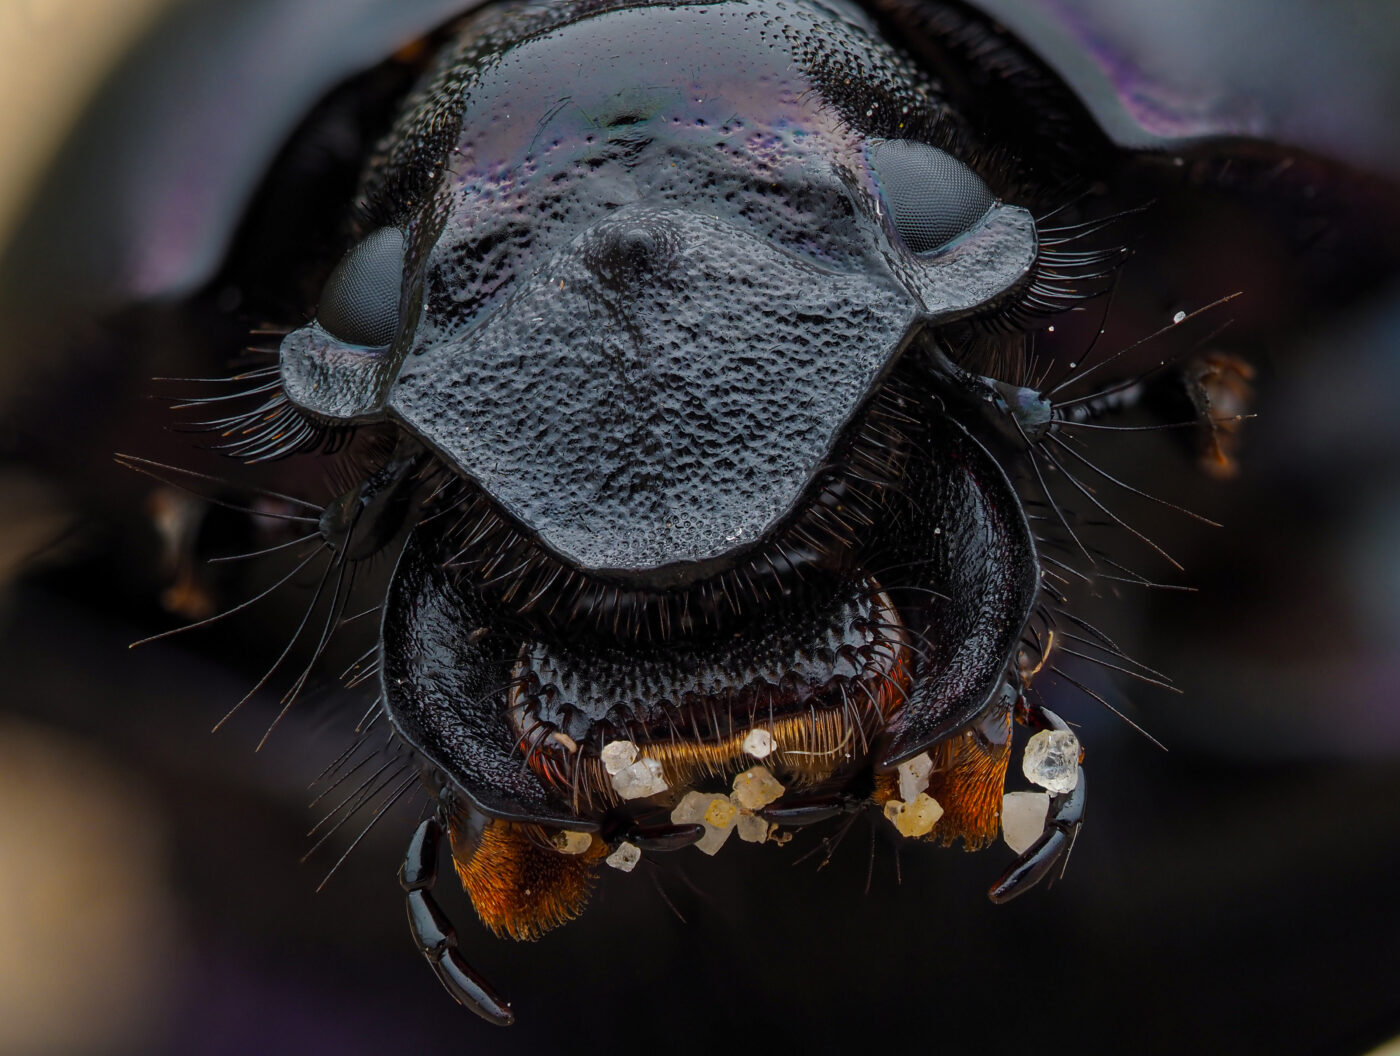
<box><xmin>280</xmin><ymin>0</ymin><xmax>1035</xmax><ymax>576</ymax></box>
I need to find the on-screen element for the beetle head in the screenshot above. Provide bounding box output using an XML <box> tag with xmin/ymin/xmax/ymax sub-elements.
<box><xmin>276</xmin><ymin>0</ymin><xmax>1044</xmax><ymax>827</ymax></box>
<box><xmin>280</xmin><ymin>0</ymin><xmax>1036</xmax><ymax>577</ymax></box>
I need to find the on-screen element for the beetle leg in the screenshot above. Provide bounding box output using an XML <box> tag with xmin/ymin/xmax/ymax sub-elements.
<box><xmin>986</xmin><ymin>705</ymin><xmax>1085</xmax><ymax>903</ymax></box>
<box><xmin>758</xmin><ymin>793</ymin><xmax>866</xmax><ymax>828</ymax></box>
<box><xmin>623</xmin><ymin>821</ymin><xmax>706</xmax><ymax>853</ymax></box>
<box><xmin>399</xmin><ymin>817</ymin><xmax>514</xmax><ymax>1026</ymax></box>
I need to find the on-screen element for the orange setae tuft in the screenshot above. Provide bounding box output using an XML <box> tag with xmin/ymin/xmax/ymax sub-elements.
<box><xmin>446</xmin><ymin>816</ymin><xmax>600</xmax><ymax>941</ymax></box>
<box><xmin>875</xmin><ymin>702</ymin><xmax>1014</xmax><ymax>850</ymax></box>
<box><xmin>922</xmin><ymin>705</ymin><xmax>1014</xmax><ymax>850</ymax></box>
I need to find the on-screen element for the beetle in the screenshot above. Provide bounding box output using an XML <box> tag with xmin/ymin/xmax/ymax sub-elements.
<box><xmin>19</xmin><ymin>0</ymin><xmax>1388</xmax><ymax>1030</ymax></box>
<box><xmin>129</xmin><ymin>0</ymin><xmax>1272</xmax><ymax>1024</ymax></box>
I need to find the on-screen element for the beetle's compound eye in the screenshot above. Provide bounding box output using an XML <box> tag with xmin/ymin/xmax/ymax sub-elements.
<box><xmin>869</xmin><ymin>139</ymin><xmax>995</xmax><ymax>254</ymax></box>
<box><xmin>316</xmin><ymin>227</ymin><xmax>405</xmax><ymax>347</ymax></box>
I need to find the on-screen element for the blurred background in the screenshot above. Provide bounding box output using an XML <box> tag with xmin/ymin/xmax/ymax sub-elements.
<box><xmin>2</xmin><ymin>1</ymin><xmax>1399</xmax><ymax>1054</ymax></box>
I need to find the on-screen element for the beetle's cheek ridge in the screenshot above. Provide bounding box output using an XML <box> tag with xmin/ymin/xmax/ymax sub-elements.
<box><xmin>899</xmin><ymin>204</ymin><xmax>1038</xmax><ymax>321</ymax></box>
<box><xmin>380</xmin><ymin>530</ymin><xmax>587</xmax><ymax>827</ymax></box>
<box><xmin>279</xmin><ymin>321</ymin><xmax>397</xmax><ymax>422</ymax></box>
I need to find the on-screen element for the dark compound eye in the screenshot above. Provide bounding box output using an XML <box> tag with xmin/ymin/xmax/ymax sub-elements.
<box><xmin>869</xmin><ymin>139</ymin><xmax>995</xmax><ymax>254</ymax></box>
<box><xmin>316</xmin><ymin>227</ymin><xmax>405</xmax><ymax>347</ymax></box>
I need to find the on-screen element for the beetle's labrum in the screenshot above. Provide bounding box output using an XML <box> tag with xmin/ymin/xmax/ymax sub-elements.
<box><xmin>157</xmin><ymin>0</ymin><xmax>1246</xmax><ymax>1027</ymax></box>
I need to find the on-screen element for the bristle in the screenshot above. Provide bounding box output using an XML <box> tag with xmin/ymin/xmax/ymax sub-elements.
<box><xmin>161</xmin><ymin>347</ymin><xmax>351</xmax><ymax>463</ymax></box>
